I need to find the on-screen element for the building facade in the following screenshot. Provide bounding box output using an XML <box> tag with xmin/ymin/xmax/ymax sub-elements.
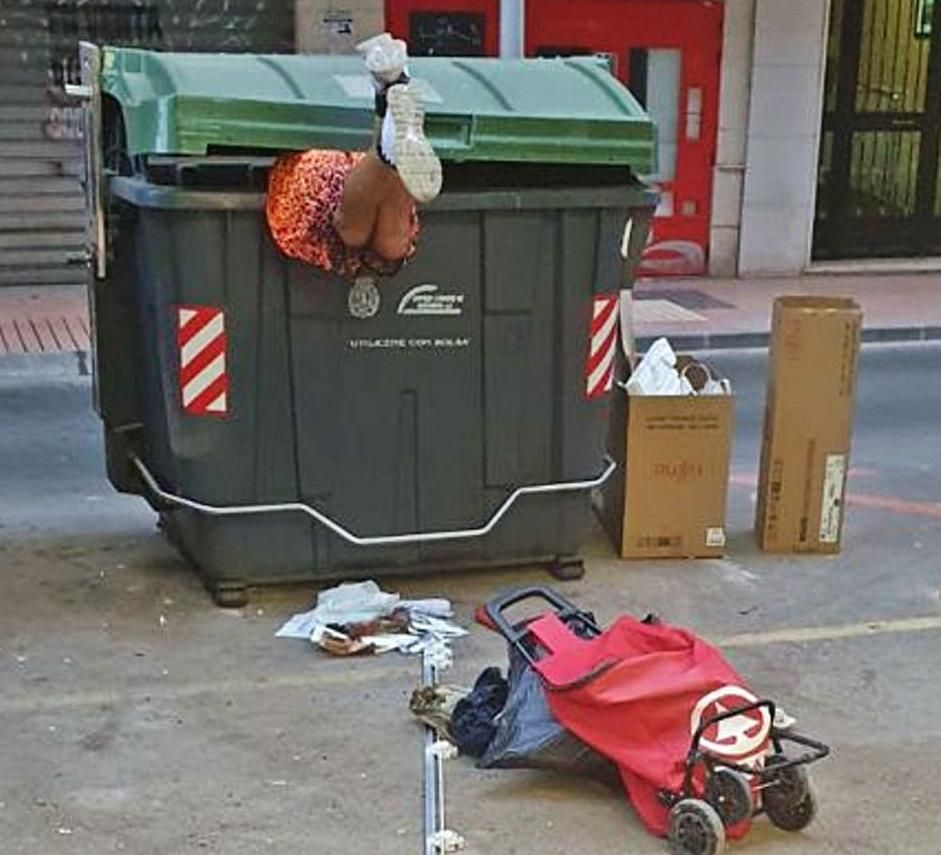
<box><xmin>2</xmin><ymin>0</ymin><xmax>938</xmax><ymax>285</ymax></box>
<box><xmin>386</xmin><ymin>0</ymin><xmax>941</xmax><ymax>277</ymax></box>
<box><xmin>0</xmin><ymin>0</ymin><xmax>294</xmax><ymax>287</ymax></box>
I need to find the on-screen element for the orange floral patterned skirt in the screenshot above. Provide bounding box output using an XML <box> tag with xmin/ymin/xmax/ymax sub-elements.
<box><xmin>266</xmin><ymin>149</ymin><xmax>419</xmax><ymax>281</ymax></box>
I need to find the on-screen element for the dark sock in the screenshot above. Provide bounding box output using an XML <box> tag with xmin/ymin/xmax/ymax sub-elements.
<box><xmin>373</xmin><ymin>71</ymin><xmax>410</xmax><ymax>119</ymax></box>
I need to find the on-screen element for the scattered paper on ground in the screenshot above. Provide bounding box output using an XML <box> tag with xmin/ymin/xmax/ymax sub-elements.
<box><xmin>277</xmin><ymin>580</ymin><xmax>466</xmax><ymax>657</ymax></box>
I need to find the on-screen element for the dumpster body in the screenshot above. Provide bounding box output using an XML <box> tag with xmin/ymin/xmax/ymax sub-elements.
<box><xmin>87</xmin><ymin>48</ymin><xmax>657</xmax><ymax>604</ymax></box>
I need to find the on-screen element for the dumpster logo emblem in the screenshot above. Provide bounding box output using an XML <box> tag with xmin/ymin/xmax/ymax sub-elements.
<box><xmin>397</xmin><ymin>284</ymin><xmax>465</xmax><ymax>316</ymax></box>
<box><xmin>586</xmin><ymin>294</ymin><xmax>618</xmax><ymax>399</ymax></box>
<box><xmin>349</xmin><ymin>277</ymin><xmax>380</xmax><ymax>319</ymax></box>
<box><xmin>177</xmin><ymin>306</ymin><xmax>228</xmax><ymax>417</ymax></box>
<box><xmin>690</xmin><ymin>686</ymin><xmax>772</xmax><ymax>760</ymax></box>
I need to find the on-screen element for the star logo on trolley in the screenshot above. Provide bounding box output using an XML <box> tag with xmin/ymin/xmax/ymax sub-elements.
<box><xmin>690</xmin><ymin>686</ymin><xmax>772</xmax><ymax>760</ymax></box>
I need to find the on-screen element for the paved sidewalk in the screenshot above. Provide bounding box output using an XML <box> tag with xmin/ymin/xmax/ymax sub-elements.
<box><xmin>634</xmin><ymin>271</ymin><xmax>941</xmax><ymax>349</ymax></box>
<box><xmin>0</xmin><ymin>286</ymin><xmax>89</xmax><ymax>355</ymax></box>
<box><xmin>2</xmin><ymin>273</ymin><xmax>940</xmax><ymax>363</ymax></box>
<box><xmin>2</xmin><ymin>345</ymin><xmax>941</xmax><ymax>854</ymax></box>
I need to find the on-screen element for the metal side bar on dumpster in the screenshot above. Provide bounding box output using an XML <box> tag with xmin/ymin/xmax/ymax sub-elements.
<box><xmin>130</xmin><ymin>454</ymin><xmax>617</xmax><ymax>548</ymax></box>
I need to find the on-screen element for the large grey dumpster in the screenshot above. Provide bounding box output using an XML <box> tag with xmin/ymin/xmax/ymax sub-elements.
<box><xmin>83</xmin><ymin>46</ymin><xmax>657</xmax><ymax>605</ymax></box>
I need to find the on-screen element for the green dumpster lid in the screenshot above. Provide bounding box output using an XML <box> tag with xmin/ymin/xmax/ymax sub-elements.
<box><xmin>101</xmin><ymin>48</ymin><xmax>655</xmax><ymax>172</ymax></box>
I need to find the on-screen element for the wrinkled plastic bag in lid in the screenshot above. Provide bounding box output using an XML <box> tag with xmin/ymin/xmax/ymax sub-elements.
<box><xmin>625</xmin><ymin>337</ymin><xmax>694</xmax><ymax>396</ymax></box>
<box><xmin>625</xmin><ymin>337</ymin><xmax>731</xmax><ymax>397</ymax></box>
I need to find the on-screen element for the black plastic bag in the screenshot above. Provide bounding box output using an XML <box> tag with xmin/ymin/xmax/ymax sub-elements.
<box><xmin>478</xmin><ymin>643</ymin><xmax>619</xmax><ymax>784</ymax></box>
<box><xmin>451</xmin><ymin>667</ymin><xmax>509</xmax><ymax>757</ymax></box>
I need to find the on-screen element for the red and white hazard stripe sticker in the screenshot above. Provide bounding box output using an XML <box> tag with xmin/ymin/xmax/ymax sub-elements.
<box><xmin>177</xmin><ymin>306</ymin><xmax>228</xmax><ymax>417</ymax></box>
<box><xmin>585</xmin><ymin>293</ymin><xmax>618</xmax><ymax>399</ymax></box>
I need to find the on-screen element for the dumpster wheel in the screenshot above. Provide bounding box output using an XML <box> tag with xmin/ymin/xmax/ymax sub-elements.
<box><xmin>548</xmin><ymin>556</ymin><xmax>585</xmax><ymax>581</ymax></box>
<box><xmin>158</xmin><ymin>510</ymin><xmax>249</xmax><ymax>608</ymax></box>
<box><xmin>211</xmin><ymin>582</ymin><xmax>249</xmax><ymax>609</ymax></box>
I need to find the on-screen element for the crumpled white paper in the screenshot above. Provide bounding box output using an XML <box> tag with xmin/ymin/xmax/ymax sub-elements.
<box><xmin>625</xmin><ymin>337</ymin><xmax>695</xmax><ymax>396</ymax></box>
<box><xmin>626</xmin><ymin>337</ymin><xmax>732</xmax><ymax>397</ymax></box>
<box><xmin>276</xmin><ymin>580</ymin><xmax>466</xmax><ymax>655</ymax></box>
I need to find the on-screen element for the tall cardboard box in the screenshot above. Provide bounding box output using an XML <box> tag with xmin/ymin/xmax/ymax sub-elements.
<box><xmin>601</xmin><ymin>386</ymin><xmax>734</xmax><ymax>559</ymax></box>
<box><xmin>756</xmin><ymin>297</ymin><xmax>862</xmax><ymax>553</ymax></box>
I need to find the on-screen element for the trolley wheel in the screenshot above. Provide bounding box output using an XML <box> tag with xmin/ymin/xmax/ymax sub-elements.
<box><xmin>212</xmin><ymin>582</ymin><xmax>249</xmax><ymax>609</ymax></box>
<box><xmin>706</xmin><ymin>766</ymin><xmax>754</xmax><ymax>826</ymax></box>
<box><xmin>668</xmin><ymin>799</ymin><xmax>726</xmax><ymax>855</ymax></box>
<box><xmin>762</xmin><ymin>755</ymin><xmax>818</xmax><ymax>832</ymax></box>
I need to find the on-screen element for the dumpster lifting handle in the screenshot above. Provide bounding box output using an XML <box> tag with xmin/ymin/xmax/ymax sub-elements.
<box><xmin>130</xmin><ymin>454</ymin><xmax>616</xmax><ymax>548</ymax></box>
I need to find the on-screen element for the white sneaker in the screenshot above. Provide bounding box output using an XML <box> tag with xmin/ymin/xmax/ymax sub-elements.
<box><xmin>387</xmin><ymin>83</ymin><xmax>442</xmax><ymax>204</ymax></box>
<box><xmin>356</xmin><ymin>32</ymin><xmax>408</xmax><ymax>86</ymax></box>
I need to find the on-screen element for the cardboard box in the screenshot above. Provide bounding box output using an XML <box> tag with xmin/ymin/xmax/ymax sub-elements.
<box><xmin>295</xmin><ymin>0</ymin><xmax>384</xmax><ymax>54</ymax></box>
<box><xmin>756</xmin><ymin>296</ymin><xmax>862</xmax><ymax>553</ymax></box>
<box><xmin>601</xmin><ymin>379</ymin><xmax>734</xmax><ymax>559</ymax></box>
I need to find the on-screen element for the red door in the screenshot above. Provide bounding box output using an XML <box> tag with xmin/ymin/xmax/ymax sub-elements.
<box><xmin>527</xmin><ymin>0</ymin><xmax>723</xmax><ymax>276</ymax></box>
<box><xmin>387</xmin><ymin>0</ymin><xmax>500</xmax><ymax>56</ymax></box>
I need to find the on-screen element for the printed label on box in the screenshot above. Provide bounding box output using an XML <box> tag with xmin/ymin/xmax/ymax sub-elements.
<box><xmin>819</xmin><ymin>454</ymin><xmax>847</xmax><ymax>543</ymax></box>
<box><xmin>705</xmin><ymin>527</ymin><xmax>726</xmax><ymax>548</ymax></box>
<box><xmin>767</xmin><ymin>458</ymin><xmax>784</xmax><ymax>542</ymax></box>
<box><xmin>636</xmin><ymin>535</ymin><xmax>682</xmax><ymax>549</ymax></box>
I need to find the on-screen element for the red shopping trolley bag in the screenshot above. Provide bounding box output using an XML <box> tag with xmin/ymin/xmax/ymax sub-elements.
<box><xmin>484</xmin><ymin>589</ymin><xmax>772</xmax><ymax>838</ymax></box>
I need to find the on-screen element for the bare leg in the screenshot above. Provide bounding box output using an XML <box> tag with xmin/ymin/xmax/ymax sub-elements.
<box><xmin>332</xmin><ymin>31</ymin><xmax>412</xmax><ymax>253</ymax></box>
<box><xmin>331</xmin><ymin>33</ymin><xmax>439</xmax><ymax>264</ymax></box>
<box><xmin>333</xmin><ymin>150</ymin><xmax>391</xmax><ymax>249</ymax></box>
<box><xmin>334</xmin><ymin>147</ymin><xmax>418</xmax><ymax>262</ymax></box>
<box><xmin>371</xmin><ymin>171</ymin><xmax>416</xmax><ymax>260</ymax></box>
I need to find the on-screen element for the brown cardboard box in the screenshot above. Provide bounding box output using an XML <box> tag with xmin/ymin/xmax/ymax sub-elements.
<box><xmin>756</xmin><ymin>296</ymin><xmax>862</xmax><ymax>553</ymax></box>
<box><xmin>602</xmin><ymin>385</ymin><xmax>734</xmax><ymax>559</ymax></box>
<box><xmin>295</xmin><ymin>0</ymin><xmax>384</xmax><ymax>54</ymax></box>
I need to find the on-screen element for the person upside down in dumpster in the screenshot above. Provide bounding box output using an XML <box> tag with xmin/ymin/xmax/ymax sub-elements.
<box><xmin>266</xmin><ymin>33</ymin><xmax>441</xmax><ymax>281</ymax></box>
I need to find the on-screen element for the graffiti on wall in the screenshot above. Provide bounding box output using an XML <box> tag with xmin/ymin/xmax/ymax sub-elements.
<box><xmin>18</xmin><ymin>2</ymin><xmax>162</xmax><ymax>141</ymax></box>
<box><xmin>41</xmin><ymin>2</ymin><xmax>164</xmax><ymax>140</ymax></box>
<box><xmin>42</xmin><ymin>92</ymin><xmax>83</xmax><ymax>140</ymax></box>
<box><xmin>46</xmin><ymin>2</ymin><xmax>164</xmax><ymax>88</ymax></box>
<box><xmin>409</xmin><ymin>13</ymin><xmax>485</xmax><ymax>56</ymax></box>
<box><xmin>0</xmin><ymin>0</ymin><xmax>278</xmax><ymax>142</ymax></box>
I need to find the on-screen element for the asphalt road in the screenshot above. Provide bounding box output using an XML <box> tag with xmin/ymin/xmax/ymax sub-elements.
<box><xmin>0</xmin><ymin>343</ymin><xmax>939</xmax><ymax>854</ymax></box>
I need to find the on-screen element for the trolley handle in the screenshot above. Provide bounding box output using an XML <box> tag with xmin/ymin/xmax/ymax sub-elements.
<box><xmin>485</xmin><ymin>585</ymin><xmax>598</xmax><ymax>638</ymax></box>
<box><xmin>770</xmin><ymin>730</ymin><xmax>831</xmax><ymax>767</ymax></box>
<box><xmin>482</xmin><ymin>585</ymin><xmax>603</xmax><ymax>669</ymax></box>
